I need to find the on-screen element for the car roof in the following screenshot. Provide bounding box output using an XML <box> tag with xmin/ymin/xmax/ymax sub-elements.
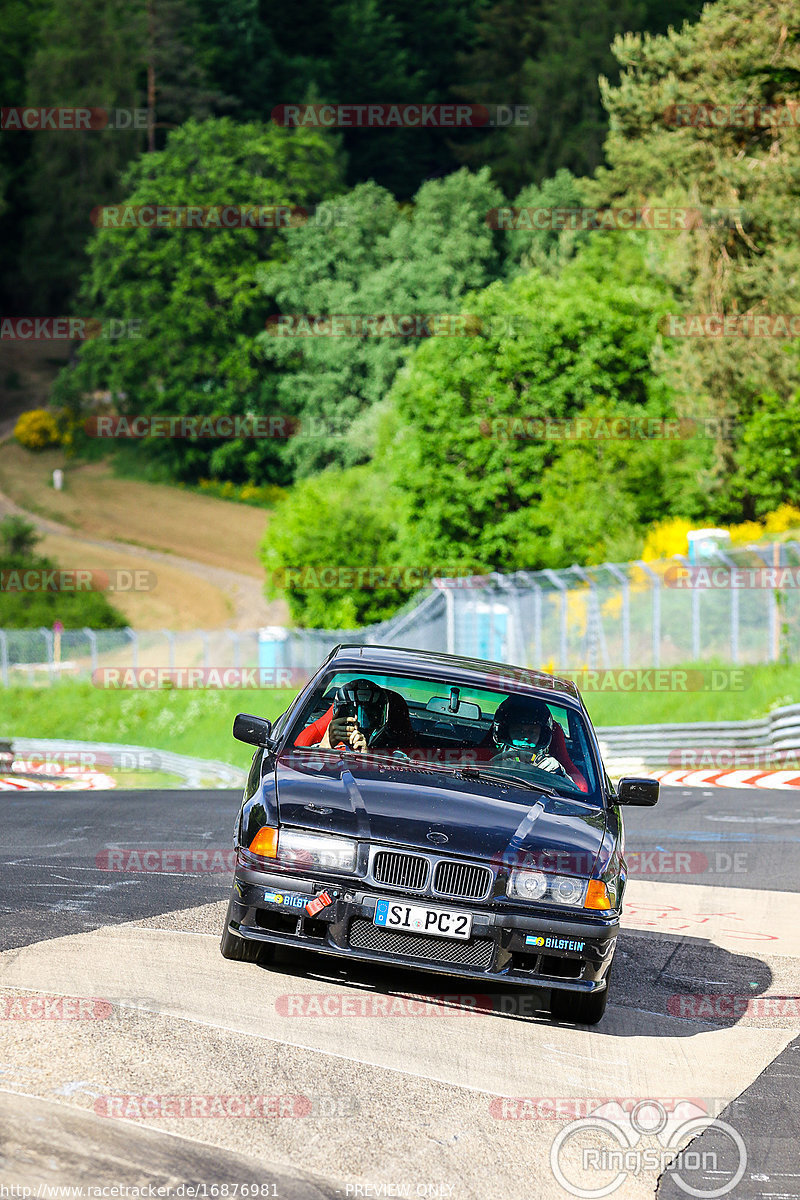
<box><xmin>323</xmin><ymin>643</ymin><xmax>582</xmax><ymax>705</ymax></box>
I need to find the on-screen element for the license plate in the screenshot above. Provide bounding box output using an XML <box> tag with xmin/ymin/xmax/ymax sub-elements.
<box><xmin>373</xmin><ymin>898</ymin><xmax>472</xmax><ymax>940</ymax></box>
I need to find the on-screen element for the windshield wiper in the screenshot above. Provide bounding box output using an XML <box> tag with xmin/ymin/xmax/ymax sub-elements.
<box><xmin>459</xmin><ymin>765</ymin><xmax>559</xmax><ymax>798</ymax></box>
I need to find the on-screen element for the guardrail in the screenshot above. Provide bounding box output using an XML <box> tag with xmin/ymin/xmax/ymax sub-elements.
<box><xmin>4</xmin><ymin>738</ymin><xmax>246</xmax><ymax>789</ymax></box>
<box><xmin>597</xmin><ymin>702</ymin><xmax>800</xmax><ymax>772</ymax></box>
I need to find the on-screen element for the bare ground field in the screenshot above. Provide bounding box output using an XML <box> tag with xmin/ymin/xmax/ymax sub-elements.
<box><xmin>0</xmin><ymin>444</ymin><xmax>269</xmax><ymax>577</ymax></box>
<box><xmin>0</xmin><ymin>432</ymin><xmax>288</xmax><ymax>630</ymax></box>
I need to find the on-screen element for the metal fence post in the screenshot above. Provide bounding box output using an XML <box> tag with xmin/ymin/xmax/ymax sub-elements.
<box><xmin>603</xmin><ymin>563</ymin><xmax>630</xmax><ymax>667</ymax></box>
<box><xmin>532</xmin><ymin>580</ymin><xmax>543</xmax><ymax>667</ymax></box>
<box><xmin>543</xmin><ymin>570</ymin><xmax>568</xmax><ymax>669</ymax></box>
<box><xmin>0</xmin><ymin>630</ymin><xmax>8</xmax><ymax>687</ymax></box>
<box><xmin>714</xmin><ymin>549</ymin><xmax>739</xmax><ymax>664</ymax></box>
<box><xmin>38</xmin><ymin>627</ymin><xmax>55</xmax><ymax>682</ymax></box>
<box><xmin>124</xmin><ymin>627</ymin><xmax>138</xmax><ymax>668</ymax></box>
<box><xmin>228</xmin><ymin>630</ymin><xmax>241</xmax><ymax>669</ymax></box>
<box><xmin>444</xmin><ymin>587</ymin><xmax>456</xmax><ymax>655</ymax></box>
<box><xmin>83</xmin><ymin>627</ymin><xmax>98</xmax><ymax>676</ymax></box>
<box><xmin>635</xmin><ymin>562</ymin><xmax>661</xmax><ymax>667</ymax></box>
<box><xmin>162</xmin><ymin>629</ymin><xmax>176</xmax><ymax>669</ymax></box>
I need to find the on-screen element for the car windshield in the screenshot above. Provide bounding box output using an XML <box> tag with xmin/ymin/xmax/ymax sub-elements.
<box><xmin>285</xmin><ymin>670</ymin><xmax>601</xmax><ymax>803</ymax></box>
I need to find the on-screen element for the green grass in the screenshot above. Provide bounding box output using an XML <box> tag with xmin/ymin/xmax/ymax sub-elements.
<box><xmin>0</xmin><ymin>683</ymin><xmax>298</xmax><ymax>768</ymax></box>
<box><xmin>1</xmin><ymin>663</ymin><xmax>798</xmax><ymax>772</ymax></box>
<box><xmin>580</xmin><ymin>661</ymin><xmax>800</xmax><ymax>727</ymax></box>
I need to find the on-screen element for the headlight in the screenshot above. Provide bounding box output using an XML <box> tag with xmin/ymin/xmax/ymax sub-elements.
<box><xmin>277</xmin><ymin>830</ymin><xmax>358</xmax><ymax>874</ymax></box>
<box><xmin>508</xmin><ymin>870</ymin><xmax>547</xmax><ymax>901</ymax></box>
<box><xmin>507</xmin><ymin>870</ymin><xmax>587</xmax><ymax>907</ymax></box>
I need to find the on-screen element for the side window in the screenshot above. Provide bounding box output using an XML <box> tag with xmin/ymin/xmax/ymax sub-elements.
<box><xmin>270</xmin><ymin>709</ymin><xmax>290</xmax><ymax>740</ymax></box>
<box><xmin>548</xmin><ymin>705</ymin><xmax>570</xmax><ymax>736</ymax></box>
<box><xmin>245</xmin><ymin>747</ymin><xmax>264</xmax><ymax>799</ymax></box>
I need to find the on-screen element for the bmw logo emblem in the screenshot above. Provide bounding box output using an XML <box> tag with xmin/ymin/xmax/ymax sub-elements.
<box><xmin>427</xmin><ymin>831</ymin><xmax>448</xmax><ymax>845</ymax></box>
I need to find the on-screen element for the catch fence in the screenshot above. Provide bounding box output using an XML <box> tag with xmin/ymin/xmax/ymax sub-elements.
<box><xmin>2</xmin><ymin>540</ymin><xmax>798</xmax><ymax>684</ymax></box>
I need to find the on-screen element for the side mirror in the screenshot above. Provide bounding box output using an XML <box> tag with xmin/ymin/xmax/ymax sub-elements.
<box><xmin>233</xmin><ymin>713</ymin><xmax>274</xmax><ymax>747</ymax></box>
<box><xmin>616</xmin><ymin>777</ymin><xmax>659</xmax><ymax>806</ymax></box>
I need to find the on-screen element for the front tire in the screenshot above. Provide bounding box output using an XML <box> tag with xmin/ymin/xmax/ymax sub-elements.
<box><xmin>220</xmin><ymin>897</ymin><xmax>274</xmax><ymax>964</ymax></box>
<box><xmin>550</xmin><ymin>969</ymin><xmax>612</xmax><ymax>1026</ymax></box>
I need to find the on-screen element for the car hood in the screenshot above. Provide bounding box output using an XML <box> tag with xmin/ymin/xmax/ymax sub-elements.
<box><xmin>274</xmin><ymin>752</ymin><xmax>606</xmax><ymax>871</ymax></box>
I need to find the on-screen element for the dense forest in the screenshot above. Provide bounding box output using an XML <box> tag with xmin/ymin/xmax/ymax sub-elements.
<box><xmin>3</xmin><ymin>0</ymin><xmax>800</xmax><ymax>625</ymax></box>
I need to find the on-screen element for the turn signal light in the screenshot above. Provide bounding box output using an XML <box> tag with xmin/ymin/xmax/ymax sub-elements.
<box><xmin>584</xmin><ymin>880</ymin><xmax>612</xmax><ymax>910</ymax></box>
<box><xmin>248</xmin><ymin>827</ymin><xmax>278</xmax><ymax>858</ymax></box>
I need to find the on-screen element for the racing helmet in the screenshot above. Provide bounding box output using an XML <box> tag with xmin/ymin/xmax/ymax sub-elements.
<box><xmin>492</xmin><ymin>696</ymin><xmax>554</xmax><ymax>754</ymax></box>
<box><xmin>332</xmin><ymin>678</ymin><xmax>390</xmax><ymax>744</ymax></box>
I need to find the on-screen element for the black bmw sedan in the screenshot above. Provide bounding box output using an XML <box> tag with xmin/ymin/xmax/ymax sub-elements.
<box><xmin>221</xmin><ymin>644</ymin><xmax>658</xmax><ymax>1025</ymax></box>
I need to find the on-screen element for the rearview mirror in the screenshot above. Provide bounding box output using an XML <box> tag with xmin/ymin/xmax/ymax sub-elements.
<box><xmin>233</xmin><ymin>713</ymin><xmax>273</xmax><ymax>747</ymax></box>
<box><xmin>616</xmin><ymin>777</ymin><xmax>659</xmax><ymax>806</ymax></box>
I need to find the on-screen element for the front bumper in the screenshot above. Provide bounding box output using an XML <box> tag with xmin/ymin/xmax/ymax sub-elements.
<box><xmin>225</xmin><ymin>864</ymin><xmax>618</xmax><ymax>993</ymax></box>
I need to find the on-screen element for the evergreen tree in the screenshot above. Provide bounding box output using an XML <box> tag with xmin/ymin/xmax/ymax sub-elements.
<box><xmin>589</xmin><ymin>0</ymin><xmax>800</xmax><ymax>516</ymax></box>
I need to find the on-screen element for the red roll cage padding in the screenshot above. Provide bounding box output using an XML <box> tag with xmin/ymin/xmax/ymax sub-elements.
<box><xmin>294</xmin><ymin>704</ymin><xmax>334</xmax><ymax>747</ymax></box>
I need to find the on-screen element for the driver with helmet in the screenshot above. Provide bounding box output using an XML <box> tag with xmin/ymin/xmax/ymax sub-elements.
<box><xmin>319</xmin><ymin>678</ymin><xmax>390</xmax><ymax>753</ymax></box>
<box><xmin>491</xmin><ymin>695</ymin><xmax>568</xmax><ymax>777</ymax></box>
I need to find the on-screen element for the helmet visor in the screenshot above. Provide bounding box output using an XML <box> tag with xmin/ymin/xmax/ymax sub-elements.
<box><xmin>507</xmin><ymin>719</ymin><xmax>544</xmax><ymax>749</ymax></box>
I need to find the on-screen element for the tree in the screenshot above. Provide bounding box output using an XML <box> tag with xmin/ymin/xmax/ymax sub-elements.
<box><xmin>18</xmin><ymin>0</ymin><xmax>233</xmax><ymax>311</ymax></box>
<box><xmin>257</xmin><ymin>168</ymin><xmax>505</xmax><ymax>477</ymax></box>
<box><xmin>379</xmin><ymin>237</ymin><xmax>707</xmax><ymax>573</ymax></box>
<box><xmin>504</xmin><ymin>168</ymin><xmax>591</xmax><ymax>275</ymax></box>
<box><xmin>732</xmin><ymin>390</ymin><xmax>800</xmax><ymax>515</ymax></box>
<box><xmin>588</xmin><ymin>0</ymin><xmax>800</xmax><ymax>515</ymax></box>
<box><xmin>260</xmin><ymin>464</ymin><xmax>409</xmax><ymax>626</ymax></box>
<box><xmin>453</xmin><ymin>0</ymin><xmax>706</xmax><ymax>195</ymax></box>
<box><xmin>0</xmin><ymin>515</ymin><xmax>125</xmax><ymax>628</ymax></box>
<box><xmin>0</xmin><ymin>516</ymin><xmax>40</xmax><ymax>558</ymax></box>
<box><xmin>21</xmin><ymin>0</ymin><xmax>144</xmax><ymax>311</ymax></box>
<box><xmin>52</xmin><ymin>118</ymin><xmax>343</xmax><ymax>484</ymax></box>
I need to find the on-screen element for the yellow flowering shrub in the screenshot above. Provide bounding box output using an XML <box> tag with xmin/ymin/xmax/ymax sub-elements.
<box><xmin>641</xmin><ymin>517</ymin><xmax>693</xmax><ymax>561</ymax></box>
<box><xmin>763</xmin><ymin>505</ymin><xmax>800</xmax><ymax>534</ymax></box>
<box><xmin>728</xmin><ymin>520</ymin><xmax>764</xmax><ymax>545</ymax></box>
<box><xmin>14</xmin><ymin>409</ymin><xmax>61</xmax><ymax>451</ymax></box>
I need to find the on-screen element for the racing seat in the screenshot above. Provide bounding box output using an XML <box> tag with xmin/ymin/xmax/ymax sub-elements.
<box><xmin>371</xmin><ymin>690</ymin><xmax>417</xmax><ymax>751</ymax></box>
<box><xmin>549</xmin><ymin>723</ymin><xmax>588</xmax><ymax>793</ymax></box>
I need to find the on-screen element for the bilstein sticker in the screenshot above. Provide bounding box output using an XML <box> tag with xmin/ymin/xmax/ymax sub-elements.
<box><xmin>526</xmin><ymin>935</ymin><xmax>585</xmax><ymax>952</ymax></box>
<box><xmin>264</xmin><ymin>891</ymin><xmax>310</xmax><ymax>909</ymax></box>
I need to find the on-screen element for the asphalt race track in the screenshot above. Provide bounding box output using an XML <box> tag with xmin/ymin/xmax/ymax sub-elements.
<box><xmin>1</xmin><ymin>785</ymin><xmax>798</xmax><ymax>1199</ymax></box>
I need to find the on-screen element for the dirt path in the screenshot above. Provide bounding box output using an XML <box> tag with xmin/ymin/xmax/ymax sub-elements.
<box><xmin>0</xmin><ymin>344</ymin><xmax>289</xmax><ymax>631</ymax></box>
<box><xmin>0</xmin><ymin>485</ymin><xmax>289</xmax><ymax>631</ymax></box>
